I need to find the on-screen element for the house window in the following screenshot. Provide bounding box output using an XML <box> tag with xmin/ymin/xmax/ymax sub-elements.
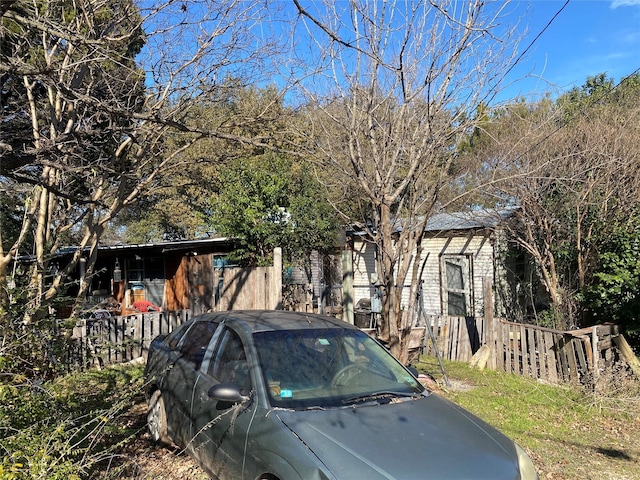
<box><xmin>125</xmin><ymin>256</ymin><xmax>165</xmax><ymax>306</ymax></box>
<box><xmin>441</xmin><ymin>255</ymin><xmax>473</xmax><ymax>317</ymax></box>
<box><xmin>126</xmin><ymin>257</ymin><xmax>144</xmax><ymax>284</ymax></box>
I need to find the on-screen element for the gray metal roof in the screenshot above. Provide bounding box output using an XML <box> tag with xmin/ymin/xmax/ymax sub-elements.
<box><xmin>422</xmin><ymin>208</ymin><xmax>517</xmax><ymax>232</ymax></box>
<box><xmin>18</xmin><ymin>237</ymin><xmax>236</xmax><ymax>262</ymax></box>
<box><xmin>99</xmin><ymin>236</ymin><xmax>234</xmax><ymax>252</ymax></box>
<box><xmin>350</xmin><ymin>208</ymin><xmax>517</xmax><ymax>237</ymax></box>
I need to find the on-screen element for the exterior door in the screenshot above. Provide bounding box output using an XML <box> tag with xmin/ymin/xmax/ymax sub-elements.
<box><xmin>441</xmin><ymin>255</ymin><xmax>474</xmax><ymax>317</ymax></box>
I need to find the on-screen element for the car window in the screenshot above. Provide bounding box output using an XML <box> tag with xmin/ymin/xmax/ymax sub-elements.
<box><xmin>165</xmin><ymin>323</ymin><xmax>190</xmax><ymax>350</ymax></box>
<box><xmin>254</xmin><ymin>329</ymin><xmax>424</xmax><ymax>409</ymax></box>
<box><xmin>209</xmin><ymin>328</ymin><xmax>251</xmax><ymax>395</ymax></box>
<box><xmin>178</xmin><ymin>321</ymin><xmax>219</xmax><ymax>369</ymax></box>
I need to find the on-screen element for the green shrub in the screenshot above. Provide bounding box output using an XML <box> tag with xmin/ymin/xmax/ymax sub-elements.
<box><xmin>0</xmin><ymin>292</ymin><xmax>78</xmax><ymax>382</ymax></box>
<box><xmin>0</xmin><ymin>365</ymin><xmax>145</xmax><ymax>480</ymax></box>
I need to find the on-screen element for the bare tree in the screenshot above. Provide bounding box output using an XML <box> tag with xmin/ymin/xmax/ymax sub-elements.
<box><xmin>0</xmin><ymin>0</ymin><xmax>284</xmax><ymax>321</ymax></box>
<box><xmin>469</xmin><ymin>74</ymin><xmax>640</xmax><ymax>328</ymax></box>
<box><xmin>290</xmin><ymin>0</ymin><xmax>520</xmax><ymax>360</ymax></box>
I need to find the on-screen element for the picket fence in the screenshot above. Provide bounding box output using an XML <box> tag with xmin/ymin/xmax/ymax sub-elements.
<box><xmin>69</xmin><ymin>310</ymin><xmax>192</xmax><ymax>369</ymax></box>
<box><xmin>70</xmin><ymin>309</ymin><xmax>625</xmax><ymax>386</ymax></box>
<box><xmin>419</xmin><ymin>315</ymin><xmax>623</xmax><ymax>384</ymax></box>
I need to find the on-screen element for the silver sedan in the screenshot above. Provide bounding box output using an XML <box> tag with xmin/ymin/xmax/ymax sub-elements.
<box><xmin>144</xmin><ymin>310</ymin><xmax>538</xmax><ymax>480</ymax></box>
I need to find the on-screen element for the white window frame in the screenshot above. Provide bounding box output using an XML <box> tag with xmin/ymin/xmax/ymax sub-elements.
<box><xmin>440</xmin><ymin>254</ymin><xmax>474</xmax><ymax>317</ymax></box>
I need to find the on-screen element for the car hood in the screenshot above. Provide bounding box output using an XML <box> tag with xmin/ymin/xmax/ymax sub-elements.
<box><xmin>275</xmin><ymin>393</ymin><xmax>521</xmax><ymax>480</ymax></box>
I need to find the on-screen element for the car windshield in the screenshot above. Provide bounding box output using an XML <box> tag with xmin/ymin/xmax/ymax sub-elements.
<box><xmin>254</xmin><ymin>328</ymin><xmax>425</xmax><ymax>409</ymax></box>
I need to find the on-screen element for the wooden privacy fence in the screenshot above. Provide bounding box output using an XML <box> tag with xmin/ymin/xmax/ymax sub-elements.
<box><xmin>69</xmin><ymin>306</ymin><xmax>348</xmax><ymax>370</ymax></box>
<box><xmin>216</xmin><ymin>265</ymin><xmax>281</xmax><ymax>312</ymax></box>
<box><xmin>68</xmin><ymin>310</ymin><xmax>192</xmax><ymax>369</ymax></box>
<box><xmin>419</xmin><ymin>315</ymin><xmax>625</xmax><ymax>384</ymax></box>
<box><xmin>491</xmin><ymin>322</ymin><xmax>623</xmax><ymax>383</ymax></box>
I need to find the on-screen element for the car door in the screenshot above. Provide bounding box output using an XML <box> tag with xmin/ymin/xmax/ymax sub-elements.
<box><xmin>161</xmin><ymin>320</ymin><xmax>220</xmax><ymax>447</ymax></box>
<box><xmin>190</xmin><ymin>326</ymin><xmax>256</xmax><ymax>479</ymax></box>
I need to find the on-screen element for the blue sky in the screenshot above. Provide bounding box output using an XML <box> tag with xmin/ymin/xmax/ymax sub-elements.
<box><xmin>137</xmin><ymin>1</ymin><xmax>639</xmax><ymax>105</ymax></box>
<box><xmin>504</xmin><ymin>0</ymin><xmax>640</xmax><ymax>100</ymax></box>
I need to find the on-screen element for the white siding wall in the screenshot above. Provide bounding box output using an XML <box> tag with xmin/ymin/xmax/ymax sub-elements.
<box><xmin>407</xmin><ymin>232</ymin><xmax>494</xmax><ymax>315</ymax></box>
<box><xmin>287</xmin><ymin>251</ymin><xmax>322</xmax><ymax>305</ymax></box>
<box><xmin>353</xmin><ymin>231</ymin><xmax>495</xmax><ymax>316</ymax></box>
<box><xmin>352</xmin><ymin>239</ymin><xmax>377</xmax><ymax>307</ymax></box>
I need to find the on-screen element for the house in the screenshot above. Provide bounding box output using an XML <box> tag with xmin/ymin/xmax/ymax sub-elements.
<box><xmin>84</xmin><ymin>237</ymin><xmax>238</xmax><ymax>314</ymax></box>
<box><xmin>36</xmin><ymin>237</ymin><xmax>279</xmax><ymax>316</ymax></box>
<box><xmin>348</xmin><ymin>208</ymin><xmax>534</xmax><ymax>322</ymax></box>
<box><xmin>16</xmin><ymin>232</ymin><xmax>327</xmax><ymax>318</ymax></box>
<box><xmin>21</xmin><ymin>208</ymin><xmax>538</xmax><ymax>325</ymax></box>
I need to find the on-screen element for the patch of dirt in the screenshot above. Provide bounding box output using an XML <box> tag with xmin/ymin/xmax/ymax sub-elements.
<box><xmin>118</xmin><ymin>441</ymin><xmax>208</xmax><ymax>480</ymax></box>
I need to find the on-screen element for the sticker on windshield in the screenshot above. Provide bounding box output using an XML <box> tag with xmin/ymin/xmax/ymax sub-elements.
<box><xmin>318</xmin><ymin>338</ymin><xmax>330</xmax><ymax>346</ymax></box>
<box><xmin>280</xmin><ymin>389</ymin><xmax>293</xmax><ymax>398</ymax></box>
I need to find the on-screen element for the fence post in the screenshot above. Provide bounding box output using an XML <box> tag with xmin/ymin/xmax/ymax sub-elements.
<box><xmin>592</xmin><ymin>326</ymin><xmax>598</xmax><ymax>384</ymax></box>
<box><xmin>483</xmin><ymin>277</ymin><xmax>495</xmax><ymax>368</ymax></box>
<box><xmin>613</xmin><ymin>334</ymin><xmax>640</xmax><ymax>377</ymax></box>
<box><xmin>272</xmin><ymin>247</ymin><xmax>282</xmax><ymax>309</ymax></box>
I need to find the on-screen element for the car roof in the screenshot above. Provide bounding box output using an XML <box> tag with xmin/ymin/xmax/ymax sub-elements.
<box><xmin>190</xmin><ymin>310</ymin><xmax>358</xmax><ymax>334</ymax></box>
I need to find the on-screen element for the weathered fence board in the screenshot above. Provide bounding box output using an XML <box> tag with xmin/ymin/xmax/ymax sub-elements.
<box><xmin>544</xmin><ymin>331</ymin><xmax>558</xmax><ymax>383</ymax></box>
<box><xmin>70</xmin><ymin>308</ymin><xmax>625</xmax><ymax>387</ymax></box>
<box><xmin>70</xmin><ymin>310</ymin><xmax>192</xmax><ymax>369</ymax></box>
<box><xmin>418</xmin><ymin>315</ymin><xmax>622</xmax><ymax>385</ymax></box>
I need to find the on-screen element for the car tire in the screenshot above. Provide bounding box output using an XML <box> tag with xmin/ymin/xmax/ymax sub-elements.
<box><xmin>148</xmin><ymin>390</ymin><xmax>169</xmax><ymax>444</ymax></box>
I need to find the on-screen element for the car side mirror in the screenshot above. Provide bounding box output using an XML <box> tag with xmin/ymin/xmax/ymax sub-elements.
<box><xmin>208</xmin><ymin>382</ymin><xmax>250</xmax><ymax>404</ymax></box>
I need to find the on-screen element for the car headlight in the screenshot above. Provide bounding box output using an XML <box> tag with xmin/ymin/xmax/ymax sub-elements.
<box><xmin>516</xmin><ymin>444</ymin><xmax>538</xmax><ymax>480</ymax></box>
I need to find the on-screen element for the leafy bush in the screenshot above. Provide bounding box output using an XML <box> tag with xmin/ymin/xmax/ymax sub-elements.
<box><xmin>579</xmin><ymin>216</ymin><xmax>640</xmax><ymax>350</ymax></box>
<box><xmin>0</xmin><ymin>286</ymin><xmax>78</xmax><ymax>382</ymax></box>
<box><xmin>0</xmin><ymin>364</ymin><xmax>145</xmax><ymax>479</ymax></box>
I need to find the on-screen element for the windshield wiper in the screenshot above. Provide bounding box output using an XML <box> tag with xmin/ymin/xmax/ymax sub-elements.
<box><xmin>342</xmin><ymin>391</ymin><xmax>422</xmax><ymax>405</ymax></box>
